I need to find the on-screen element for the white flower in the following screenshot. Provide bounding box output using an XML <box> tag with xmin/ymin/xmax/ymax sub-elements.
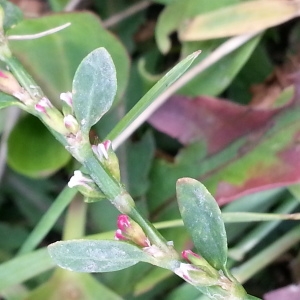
<box><xmin>68</xmin><ymin>170</ymin><xmax>94</xmax><ymax>189</ymax></box>
<box><xmin>92</xmin><ymin>140</ymin><xmax>112</xmax><ymax>161</ymax></box>
<box><xmin>60</xmin><ymin>92</ymin><xmax>72</xmax><ymax>107</ymax></box>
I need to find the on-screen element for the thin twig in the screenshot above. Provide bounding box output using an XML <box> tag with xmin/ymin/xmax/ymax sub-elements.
<box><xmin>102</xmin><ymin>0</ymin><xmax>151</xmax><ymax>28</ymax></box>
<box><xmin>113</xmin><ymin>32</ymin><xmax>259</xmax><ymax>149</ymax></box>
<box><xmin>64</xmin><ymin>0</ymin><xmax>82</xmax><ymax>12</ymax></box>
<box><xmin>8</xmin><ymin>23</ymin><xmax>71</xmax><ymax>40</ymax></box>
<box><xmin>0</xmin><ymin>107</ymin><xmax>21</xmax><ymax>181</ymax></box>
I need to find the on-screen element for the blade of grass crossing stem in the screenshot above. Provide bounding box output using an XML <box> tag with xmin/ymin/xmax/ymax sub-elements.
<box><xmin>228</xmin><ymin>197</ymin><xmax>299</xmax><ymax>261</ymax></box>
<box><xmin>233</xmin><ymin>224</ymin><xmax>300</xmax><ymax>283</ymax></box>
<box><xmin>18</xmin><ymin>187</ymin><xmax>77</xmax><ymax>255</ymax></box>
<box><xmin>105</xmin><ymin>51</ymin><xmax>200</xmax><ymax>145</ymax></box>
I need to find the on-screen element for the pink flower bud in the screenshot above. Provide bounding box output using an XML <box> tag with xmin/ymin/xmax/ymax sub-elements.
<box><xmin>64</xmin><ymin>114</ymin><xmax>79</xmax><ymax>134</ymax></box>
<box><xmin>114</xmin><ymin>229</ymin><xmax>127</xmax><ymax>241</ymax></box>
<box><xmin>117</xmin><ymin>214</ymin><xmax>131</xmax><ymax>231</ymax></box>
<box><xmin>182</xmin><ymin>250</ymin><xmax>201</xmax><ymax>263</ymax></box>
<box><xmin>35</xmin><ymin>97</ymin><xmax>53</xmax><ymax>113</ymax></box>
<box><xmin>115</xmin><ymin>214</ymin><xmax>150</xmax><ymax>248</ymax></box>
<box><xmin>0</xmin><ymin>71</ymin><xmax>8</xmax><ymax>78</ymax></box>
<box><xmin>0</xmin><ymin>70</ymin><xmax>23</xmax><ymax>97</ymax></box>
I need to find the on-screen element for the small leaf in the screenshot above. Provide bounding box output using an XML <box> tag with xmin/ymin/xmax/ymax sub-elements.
<box><xmin>0</xmin><ymin>92</ymin><xmax>20</xmax><ymax>109</ymax></box>
<box><xmin>176</xmin><ymin>177</ymin><xmax>227</xmax><ymax>270</ymax></box>
<box><xmin>72</xmin><ymin>47</ymin><xmax>117</xmax><ymax>134</ymax></box>
<box><xmin>106</xmin><ymin>51</ymin><xmax>199</xmax><ymax>142</ymax></box>
<box><xmin>0</xmin><ymin>0</ymin><xmax>23</xmax><ymax>32</ymax></box>
<box><xmin>180</xmin><ymin>1</ymin><xmax>300</xmax><ymax>41</ymax></box>
<box><xmin>48</xmin><ymin>240</ymin><xmax>151</xmax><ymax>273</ymax></box>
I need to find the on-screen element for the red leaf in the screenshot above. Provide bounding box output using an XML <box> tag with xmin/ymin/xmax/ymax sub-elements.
<box><xmin>148</xmin><ymin>86</ymin><xmax>300</xmax><ymax>204</ymax></box>
<box><xmin>148</xmin><ymin>95</ymin><xmax>282</xmax><ymax>155</ymax></box>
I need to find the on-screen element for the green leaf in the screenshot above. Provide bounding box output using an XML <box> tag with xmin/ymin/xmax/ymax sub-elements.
<box><xmin>26</xmin><ymin>269</ymin><xmax>123</xmax><ymax>300</ymax></box>
<box><xmin>0</xmin><ymin>91</ymin><xmax>20</xmax><ymax>109</ymax></box>
<box><xmin>48</xmin><ymin>240</ymin><xmax>151</xmax><ymax>272</ymax></box>
<box><xmin>179</xmin><ymin>35</ymin><xmax>261</xmax><ymax>96</ymax></box>
<box><xmin>8</xmin><ymin>13</ymin><xmax>129</xmax><ymax>104</ymax></box>
<box><xmin>127</xmin><ymin>131</ymin><xmax>155</xmax><ymax>198</ymax></box>
<box><xmin>155</xmin><ymin>0</ymin><xmax>239</xmax><ymax>53</ymax></box>
<box><xmin>179</xmin><ymin>1</ymin><xmax>299</xmax><ymax>41</ymax></box>
<box><xmin>0</xmin><ymin>0</ymin><xmax>23</xmax><ymax>32</ymax></box>
<box><xmin>106</xmin><ymin>51</ymin><xmax>199</xmax><ymax>142</ymax></box>
<box><xmin>72</xmin><ymin>48</ymin><xmax>117</xmax><ymax>134</ymax></box>
<box><xmin>0</xmin><ymin>248</ymin><xmax>55</xmax><ymax>291</ymax></box>
<box><xmin>176</xmin><ymin>177</ymin><xmax>227</xmax><ymax>270</ymax></box>
<box><xmin>7</xmin><ymin>114</ymin><xmax>71</xmax><ymax>178</ymax></box>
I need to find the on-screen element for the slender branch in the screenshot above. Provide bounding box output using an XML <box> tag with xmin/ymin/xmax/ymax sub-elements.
<box><xmin>112</xmin><ymin>32</ymin><xmax>259</xmax><ymax>149</ymax></box>
<box><xmin>102</xmin><ymin>0</ymin><xmax>151</xmax><ymax>28</ymax></box>
<box><xmin>8</xmin><ymin>23</ymin><xmax>71</xmax><ymax>40</ymax></box>
<box><xmin>64</xmin><ymin>0</ymin><xmax>83</xmax><ymax>12</ymax></box>
<box><xmin>0</xmin><ymin>107</ymin><xmax>20</xmax><ymax>181</ymax></box>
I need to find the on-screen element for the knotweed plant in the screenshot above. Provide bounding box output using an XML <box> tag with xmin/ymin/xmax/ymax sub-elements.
<box><xmin>0</xmin><ymin>3</ymin><xmax>260</xmax><ymax>300</ymax></box>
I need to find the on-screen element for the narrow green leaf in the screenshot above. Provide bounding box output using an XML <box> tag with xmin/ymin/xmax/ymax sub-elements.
<box><xmin>18</xmin><ymin>186</ymin><xmax>77</xmax><ymax>255</ymax></box>
<box><xmin>0</xmin><ymin>248</ymin><xmax>55</xmax><ymax>291</ymax></box>
<box><xmin>179</xmin><ymin>1</ymin><xmax>299</xmax><ymax>41</ymax></box>
<box><xmin>176</xmin><ymin>177</ymin><xmax>227</xmax><ymax>270</ymax></box>
<box><xmin>0</xmin><ymin>91</ymin><xmax>21</xmax><ymax>109</ymax></box>
<box><xmin>72</xmin><ymin>47</ymin><xmax>117</xmax><ymax>133</ymax></box>
<box><xmin>106</xmin><ymin>51</ymin><xmax>199</xmax><ymax>142</ymax></box>
<box><xmin>48</xmin><ymin>240</ymin><xmax>151</xmax><ymax>273</ymax></box>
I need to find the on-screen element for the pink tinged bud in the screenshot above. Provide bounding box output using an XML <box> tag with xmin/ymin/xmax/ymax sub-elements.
<box><xmin>115</xmin><ymin>214</ymin><xmax>150</xmax><ymax>247</ymax></box>
<box><xmin>0</xmin><ymin>70</ymin><xmax>23</xmax><ymax>97</ymax></box>
<box><xmin>182</xmin><ymin>250</ymin><xmax>201</xmax><ymax>263</ymax></box>
<box><xmin>92</xmin><ymin>140</ymin><xmax>112</xmax><ymax>161</ymax></box>
<box><xmin>68</xmin><ymin>170</ymin><xmax>94</xmax><ymax>189</ymax></box>
<box><xmin>35</xmin><ymin>97</ymin><xmax>53</xmax><ymax>113</ymax></box>
<box><xmin>174</xmin><ymin>263</ymin><xmax>196</xmax><ymax>282</ymax></box>
<box><xmin>114</xmin><ymin>229</ymin><xmax>127</xmax><ymax>241</ymax></box>
<box><xmin>117</xmin><ymin>214</ymin><xmax>130</xmax><ymax>230</ymax></box>
<box><xmin>0</xmin><ymin>71</ymin><xmax>8</xmax><ymax>78</ymax></box>
<box><xmin>60</xmin><ymin>92</ymin><xmax>73</xmax><ymax>107</ymax></box>
<box><xmin>64</xmin><ymin>114</ymin><xmax>79</xmax><ymax>134</ymax></box>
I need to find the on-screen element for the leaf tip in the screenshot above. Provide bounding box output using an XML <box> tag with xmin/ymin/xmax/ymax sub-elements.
<box><xmin>176</xmin><ymin>177</ymin><xmax>197</xmax><ymax>186</ymax></box>
<box><xmin>192</xmin><ymin>50</ymin><xmax>202</xmax><ymax>58</ymax></box>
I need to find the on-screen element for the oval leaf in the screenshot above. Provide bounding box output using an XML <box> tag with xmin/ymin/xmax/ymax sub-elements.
<box><xmin>8</xmin><ymin>13</ymin><xmax>129</xmax><ymax>104</ymax></box>
<box><xmin>180</xmin><ymin>1</ymin><xmax>299</xmax><ymax>41</ymax></box>
<box><xmin>0</xmin><ymin>0</ymin><xmax>23</xmax><ymax>32</ymax></box>
<box><xmin>48</xmin><ymin>240</ymin><xmax>151</xmax><ymax>273</ymax></box>
<box><xmin>72</xmin><ymin>47</ymin><xmax>117</xmax><ymax>133</ymax></box>
<box><xmin>176</xmin><ymin>177</ymin><xmax>227</xmax><ymax>270</ymax></box>
<box><xmin>7</xmin><ymin>115</ymin><xmax>71</xmax><ymax>178</ymax></box>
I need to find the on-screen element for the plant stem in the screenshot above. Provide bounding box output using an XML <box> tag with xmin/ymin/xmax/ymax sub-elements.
<box><xmin>5</xmin><ymin>55</ymin><xmax>44</xmax><ymax>100</ymax></box>
<box><xmin>81</xmin><ymin>149</ymin><xmax>176</xmax><ymax>254</ymax></box>
<box><xmin>63</xmin><ymin>194</ymin><xmax>87</xmax><ymax>240</ymax></box>
<box><xmin>18</xmin><ymin>187</ymin><xmax>77</xmax><ymax>255</ymax></box>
